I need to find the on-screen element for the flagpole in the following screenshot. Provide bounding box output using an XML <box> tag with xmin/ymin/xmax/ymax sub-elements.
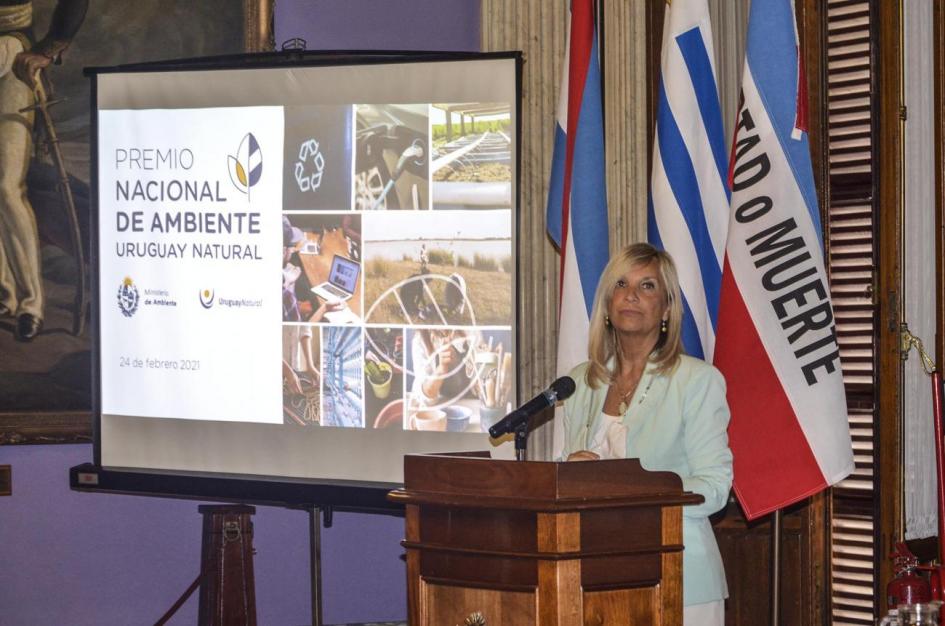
<box><xmin>771</xmin><ymin>509</ymin><xmax>781</xmax><ymax>626</ymax></box>
<box><xmin>595</xmin><ymin>0</ymin><xmax>606</xmax><ymax>140</ymax></box>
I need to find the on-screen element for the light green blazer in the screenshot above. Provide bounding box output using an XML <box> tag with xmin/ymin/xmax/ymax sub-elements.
<box><xmin>560</xmin><ymin>354</ymin><xmax>733</xmax><ymax>606</ymax></box>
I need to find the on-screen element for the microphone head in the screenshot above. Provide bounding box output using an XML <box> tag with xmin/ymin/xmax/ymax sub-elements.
<box><xmin>550</xmin><ymin>376</ymin><xmax>576</xmax><ymax>401</ymax></box>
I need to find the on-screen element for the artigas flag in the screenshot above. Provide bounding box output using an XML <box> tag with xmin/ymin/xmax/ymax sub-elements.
<box><xmin>546</xmin><ymin>0</ymin><xmax>609</xmax><ymax>459</ymax></box>
<box><xmin>714</xmin><ymin>0</ymin><xmax>854</xmax><ymax>520</ymax></box>
<box><xmin>648</xmin><ymin>0</ymin><xmax>730</xmax><ymax>362</ymax></box>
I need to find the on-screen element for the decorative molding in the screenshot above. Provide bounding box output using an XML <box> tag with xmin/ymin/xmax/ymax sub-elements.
<box><xmin>245</xmin><ymin>0</ymin><xmax>275</xmax><ymax>52</ymax></box>
<box><xmin>876</xmin><ymin>0</ymin><xmax>905</xmax><ymax>611</ymax></box>
<box><xmin>481</xmin><ymin>0</ymin><xmax>649</xmax><ymax>458</ymax></box>
<box><xmin>708</xmin><ymin>0</ymin><xmax>749</xmax><ymax>141</ymax></box>
<box><xmin>604</xmin><ymin>0</ymin><xmax>649</xmax><ymax>244</ymax></box>
<box><xmin>796</xmin><ymin>1</ymin><xmax>829</xmax><ymax>622</ymax></box>
<box><xmin>481</xmin><ymin>0</ymin><xmax>570</xmax><ymax>459</ymax></box>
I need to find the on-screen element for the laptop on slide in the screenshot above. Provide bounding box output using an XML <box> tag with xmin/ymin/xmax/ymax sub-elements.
<box><xmin>311</xmin><ymin>255</ymin><xmax>359</xmax><ymax>303</ymax></box>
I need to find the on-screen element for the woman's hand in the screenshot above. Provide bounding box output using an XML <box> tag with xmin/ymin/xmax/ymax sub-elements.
<box><xmin>282</xmin><ymin>360</ymin><xmax>303</xmax><ymax>395</ymax></box>
<box><xmin>435</xmin><ymin>346</ymin><xmax>456</xmax><ymax>376</ymax></box>
<box><xmin>566</xmin><ymin>450</ymin><xmax>600</xmax><ymax>462</ymax></box>
<box><xmin>310</xmin><ymin>299</ymin><xmax>344</xmax><ymax>322</ymax></box>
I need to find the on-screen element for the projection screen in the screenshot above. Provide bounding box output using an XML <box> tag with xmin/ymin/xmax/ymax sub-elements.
<box><xmin>93</xmin><ymin>53</ymin><xmax>520</xmax><ymax>488</ymax></box>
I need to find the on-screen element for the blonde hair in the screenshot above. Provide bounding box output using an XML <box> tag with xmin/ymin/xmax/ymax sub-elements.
<box><xmin>585</xmin><ymin>243</ymin><xmax>683</xmax><ymax>388</ymax></box>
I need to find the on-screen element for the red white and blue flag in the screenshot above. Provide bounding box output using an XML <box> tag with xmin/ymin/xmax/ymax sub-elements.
<box><xmin>714</xmin><ymin>0</ymin><xmax>854</xmax><ymax>519</ymax></box>
<box><xmin>547</xmin><ymin>0</ymin><xmax>609</xmax><ymax>458</ymax></box>
<box><xmin>648</xmin><ymin>0</ymin><xmax>730</xmax><ymax>362</ymax></box>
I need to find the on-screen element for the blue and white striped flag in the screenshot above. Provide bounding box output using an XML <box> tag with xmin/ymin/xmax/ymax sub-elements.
<box><xmin>647</xmin><ymin>0</ymin><xmax>730</xmax><ymax>361</ymax></box>
<box><xmin>546</xmin><ymin>0</ymin><xmax>609</xmax><ymax>458</ymax></box>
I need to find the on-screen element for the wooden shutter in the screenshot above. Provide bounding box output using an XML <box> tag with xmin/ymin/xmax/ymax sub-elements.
<box><xmin>823</xmin><ymin>0</ymin><xmax>878</xmax><ymax>624</ymax></box>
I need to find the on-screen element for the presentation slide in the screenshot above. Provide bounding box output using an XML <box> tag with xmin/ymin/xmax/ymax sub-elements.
<box><xmin>100</xmin><ymin>107</ymin><xmax>284</xmax><ymax>424</ymax></box>
<box><xmin>95</xmin><ymin>55</ymin><xmax>519</xmax><ymax>484</ymax></box>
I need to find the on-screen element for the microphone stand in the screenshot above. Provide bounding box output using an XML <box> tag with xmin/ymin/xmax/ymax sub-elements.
<box><xmin>514</xmin><ymin>421</ymin><xmax>530</xmax><ymax>461</ymax></box>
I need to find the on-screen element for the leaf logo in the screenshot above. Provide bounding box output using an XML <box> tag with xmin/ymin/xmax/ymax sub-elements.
<box><xmin>227</xmin><ymin>132</ymin><xmax>263</xmax><ymax>197</ymax></box>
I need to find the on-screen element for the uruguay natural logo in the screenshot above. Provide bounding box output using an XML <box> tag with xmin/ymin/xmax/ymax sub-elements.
<box><xmin>199</xmin><ymin>288</ymin><xmax>215</xmax><ymax>309</ymax></box>
<box><xmin>117</xmin><ymin>277</ymin><xmax>140</xmax><ymax>318</ymax></box>
<box><xmin>227</xmin><ymin>132</ymin><xmax>263</xmax><ymax>197</ymax></box>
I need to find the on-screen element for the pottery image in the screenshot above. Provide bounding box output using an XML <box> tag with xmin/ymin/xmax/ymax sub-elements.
<box><xmin>365</xmin><ymin>361</ymin><xmax>393</xmax><ymax>399</ymax></box>
<box><xmin>443</xmin><ymin>405</ymin><xmax>472</xmax><ymax>432</ymax></box>
<box><xmin>373</xmin><ymin>399</ymin><xmax>403</xmax><ymax>429</ymax></box>
<box><xmin>410</xmin><ymin>408</ymin><xmax>446</xmax><ymax>431</ymax></box>
<box><xmin>478</xmin><ymin>405</ymin><xmax>506</xmax><ymax>434</ymax></box>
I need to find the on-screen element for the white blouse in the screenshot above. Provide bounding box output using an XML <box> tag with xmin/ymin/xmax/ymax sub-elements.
<box><xmin>586</xmin><ymin>411</ymin><xmax>628</xmax><ymax>459</ymax></box>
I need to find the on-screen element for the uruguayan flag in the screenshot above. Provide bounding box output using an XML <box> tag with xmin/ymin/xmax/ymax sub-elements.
<box><xmin>647</xmin><ymin>0</ymin><xmax>730</xmax><ymax>361</ymax></box>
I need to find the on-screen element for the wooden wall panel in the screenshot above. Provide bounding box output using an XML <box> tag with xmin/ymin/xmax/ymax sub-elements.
<box><xmin>876</xmin><ymin>0</ymin><xmax>905</xmax><ymax>610</ymax></box>
<box><xmin>713</xmin><ymin>504</ymin><xmax>811</xmax><ymax>626</ymax></box>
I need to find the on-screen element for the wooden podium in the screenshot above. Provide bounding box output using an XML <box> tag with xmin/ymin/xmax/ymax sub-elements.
<box><xmin>388</xmin><ymin>452</ymin><xmax>703</xmax><ymax>626</ymax></box>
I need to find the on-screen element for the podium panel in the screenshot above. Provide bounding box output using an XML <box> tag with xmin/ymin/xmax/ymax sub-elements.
<box><xmin>389</xmin><ymin>452</ymin><xmax>701</xmax><ymax>626</ymax></box>
<box><xmin>584</xmin><ymin>588</ymin><xmax>658</xmax><ymax>624</ymax></box>
<box><xmin>424</xmin><ymin>585</ymin><xmax>535</xmax><ymax>624</ymax></box>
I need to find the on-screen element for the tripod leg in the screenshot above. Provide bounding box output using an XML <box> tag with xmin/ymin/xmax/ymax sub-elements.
<box><xmin>309</xmin><ymin>506</ymin><xmax>324</xmax><ymax>626</ymax></box>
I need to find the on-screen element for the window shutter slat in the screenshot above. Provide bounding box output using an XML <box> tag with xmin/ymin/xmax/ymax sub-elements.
<box><xmin>825</xmin><ymin>0</ymin><xmax>877</xmax><ymax>623</ymax></box>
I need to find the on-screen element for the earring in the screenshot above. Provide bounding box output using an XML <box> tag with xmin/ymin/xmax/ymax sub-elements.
<box><xmin>660</xmin><ymin>319</ymin><xmax>667</xmax><ymax>333</ymax></box>
<box><xmin>605</xmin><ymin>315</ymin><xmax>611</xmax><ymax>326</ymax></box>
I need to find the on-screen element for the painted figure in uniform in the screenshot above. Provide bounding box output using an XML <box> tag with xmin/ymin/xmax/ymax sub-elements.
<box><xmin>0</xmin><ymin>0</ymin><xmax>87</xmax><ymax>341</ymax></box>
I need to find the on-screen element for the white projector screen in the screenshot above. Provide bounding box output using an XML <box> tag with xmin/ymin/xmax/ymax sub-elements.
<box><xmin>93</xmin><ymin>54</ymin><xmax>519</xmax><ymax>486</ymax></box>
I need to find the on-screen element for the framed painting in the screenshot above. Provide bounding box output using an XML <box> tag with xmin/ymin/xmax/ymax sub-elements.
<box><xmin>0</xmin><ymin>0</ymin><xmax>274</xmax><ymax>444</ymax></box>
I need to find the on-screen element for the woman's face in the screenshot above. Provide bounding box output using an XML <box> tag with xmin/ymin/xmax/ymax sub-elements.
<box><xmin>607</xmin><ymin>259</ymin><xmax>669</xmax><ymax>339</ymax></box>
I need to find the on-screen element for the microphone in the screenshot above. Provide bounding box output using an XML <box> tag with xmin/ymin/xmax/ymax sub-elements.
<box><xmin>488</xmin><ymin>376</ymin><xmax>576</xmax><ymax>438</ymax></box>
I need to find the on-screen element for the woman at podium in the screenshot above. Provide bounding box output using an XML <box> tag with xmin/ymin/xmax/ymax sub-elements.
<box><xmin>561</xmin><ymin>243</ymin><xmax>732</xmax><ymax>626</ymax></box>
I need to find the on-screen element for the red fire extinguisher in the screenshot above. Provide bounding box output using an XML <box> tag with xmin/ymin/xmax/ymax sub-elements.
<box><xmin>888</xmin><ymin>542</ymin><xmax>932</xmax><ymax>608</ymax></box>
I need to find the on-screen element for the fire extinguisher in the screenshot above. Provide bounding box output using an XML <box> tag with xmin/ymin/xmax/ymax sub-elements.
<box><xmin>888</xmin><ymin>542</ymin><xmax>932</xmax><ymax>608</ymax></box>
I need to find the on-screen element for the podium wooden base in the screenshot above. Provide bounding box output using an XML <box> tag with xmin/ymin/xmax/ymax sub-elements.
<box><xmin>390</xmin><ymin>453</ymin><xmax>701</xmax><ymax>626</ymax></box>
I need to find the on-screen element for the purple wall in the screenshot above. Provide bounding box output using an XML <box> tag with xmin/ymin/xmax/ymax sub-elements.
<box><xmin>1</xmin><ymin>3</ymin><xmax>480</xmax><ymax>623</ymax></box>
<box><xmin>274</xmin><ymin>0</ymin><xmax>481</xmax><ymax>52</ymax></box>
<box><xmin>0</xmin><ymin>444</ymin><xmax>407</xmax><ymax>625</ymax></box>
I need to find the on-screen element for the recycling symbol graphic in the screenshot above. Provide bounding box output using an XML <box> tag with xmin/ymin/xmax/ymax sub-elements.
<box><xmin>294</xmin><ymin>138</ymin><xmax>325</xmax><ymax>192</ymax></box>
